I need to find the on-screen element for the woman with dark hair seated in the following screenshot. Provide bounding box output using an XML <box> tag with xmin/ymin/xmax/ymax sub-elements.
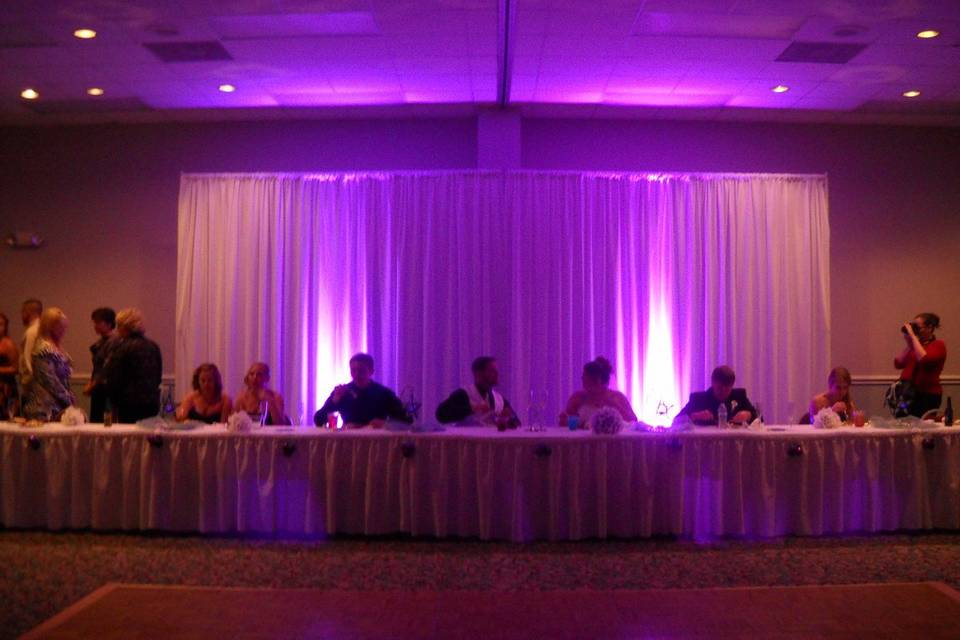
<box><xmin>809</xmin><ymin>366</ymin><xmax>856</xmax><ymax>422</ymax></box>
<box><xmin>559</xmin><ymin>356</ymin><xmax>637</xmax><ymax>426</ymax></box>
<box><xmin>233</xmin><ymin>362</ymin><xmax>287</xmax><ymax>425</ymax></box>
<box><xmin>176</xmin><ymin>363</ymin><xmax>232</xmax><ymax>424</ymax></box>
<box><xmin>895</xmin><ymin>312</ymin><xmax>947</xmax><ymax>417</ymax></box>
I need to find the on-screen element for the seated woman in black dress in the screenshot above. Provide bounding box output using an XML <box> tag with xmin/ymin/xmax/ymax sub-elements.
<box><xmin>176</xmin><ymin>363</ymin><xmax>232</xmax><ymax>424</ymax></box>
<box><xmin>233</xmin><ymin>362</ymin><xmax>287</xmax><ymax>425</ymax></box>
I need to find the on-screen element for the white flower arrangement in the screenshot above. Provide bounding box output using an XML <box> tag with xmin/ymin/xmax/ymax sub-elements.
<box><xmin>589</xmin><ymin>406</ymin><xmax>624</xmax><ymax>435</ymax></box>
<box><xmin>813</xmin><ymin>407</ymin><xmax>843</xmax><ymax>430</ymax></box>
<box><xmin>60</xmin><ymin>407</ymin><xmax>87</xmax><ymax>426</ymax></box>
<box><xmin>226</xmin><ymin>411</ymin><xmax>256</xmax><ymax>433</ymax></box>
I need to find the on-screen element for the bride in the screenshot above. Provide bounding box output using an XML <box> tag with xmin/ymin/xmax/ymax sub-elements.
<box><xmin>559</xmin><ymin>357</ymin><xmax>637</xmax><ymax>427</ymax></box>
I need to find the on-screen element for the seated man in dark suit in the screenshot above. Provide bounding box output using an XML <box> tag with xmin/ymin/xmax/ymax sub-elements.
<box><xmin>674</xmin><ymin>365</ymin><xmax>756</xmax><ymax>426</ymax></box>
<box><xmin>314</xmin><ymin>353</ymin><xmax>412</xmax><ymax>428</ymax></box>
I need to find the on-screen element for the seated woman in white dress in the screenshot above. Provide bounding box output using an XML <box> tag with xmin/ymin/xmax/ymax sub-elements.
<box><xmin>559</xmin><ymin>356</ymin><xmax>637</xmax><ymax>427</ymax></box>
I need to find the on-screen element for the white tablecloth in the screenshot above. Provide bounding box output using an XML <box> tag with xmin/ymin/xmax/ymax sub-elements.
<box><xmin>1</xmin><ymin>422</ymin><xmax>958</xmax><ymax>541</ymax></box>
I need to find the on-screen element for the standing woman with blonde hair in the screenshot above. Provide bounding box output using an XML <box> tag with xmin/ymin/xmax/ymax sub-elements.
<box><xmin>103</xmin><ymin>308</ymin><xmax>163</xmax><ymax>423</ymax></box>
<box><xmin>23</xmin><ymin>308</ymin><xmax>74</xmax><ymax>421</ymax></box>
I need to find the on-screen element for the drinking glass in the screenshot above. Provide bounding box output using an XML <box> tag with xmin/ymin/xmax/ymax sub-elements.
<box><xmin>527</xmin><ymin>388</ymin><xmax>546</xmax><ymax>431</ymax></box>
<box><xmin>258</xmin><ymin>399</ymin><xmax>268</xmax><ymax>427</ymax></box>
<box><xmin>401</xmin><ymin>386</ymin><xmax>422</xmax><ymax>423</ymax></box>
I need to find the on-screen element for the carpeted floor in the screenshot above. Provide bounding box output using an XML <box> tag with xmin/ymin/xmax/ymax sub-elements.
<box><xmin>22</xmin><ymin>582</ymin><xmax>960</xmax><ymax>639</ymax></box>
<box><xmin>4</xmin><ymin>530</ymin><xmax>960</xmax><ymax>639</ymax></box>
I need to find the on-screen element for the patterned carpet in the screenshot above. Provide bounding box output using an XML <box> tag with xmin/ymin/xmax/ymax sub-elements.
<box><xmin>3</xmin><ymin>530</ymin><xmax>960</xmax><ymax>639</ymax></box>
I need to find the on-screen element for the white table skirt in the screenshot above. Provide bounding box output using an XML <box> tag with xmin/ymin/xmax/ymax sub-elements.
<box><xmin>1</xmin><ymin>422</ymin><xmax>959</xmax><ymax>541</ymax></box>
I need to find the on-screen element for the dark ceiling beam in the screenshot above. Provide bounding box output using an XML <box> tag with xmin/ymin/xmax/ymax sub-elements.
<box><xmin>496</xmin><ymin>0</ymin><xmax>516</xmax><ymax>108</ymax></box>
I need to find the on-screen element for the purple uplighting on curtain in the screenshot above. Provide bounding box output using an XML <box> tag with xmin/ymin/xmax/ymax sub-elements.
<box><xmin>176</xmin><ymin>171</ymin><xmax>829</xmax><ymax>425</ymax></box>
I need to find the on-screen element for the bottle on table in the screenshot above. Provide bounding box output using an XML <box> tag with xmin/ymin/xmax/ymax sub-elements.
<box><xmin>103</xmin><ymin>398</ymin><xmax>113</xmax><ymax>427</ymax></box>
<box><xmin>945</xmin><ymin>397</ymin><xmax>954</xmax><ymax>427</ymax></box>
<box><xmin>717</xmin><ymin>403</ymin><xmax>728</xmax><ymax>428</ymax></box>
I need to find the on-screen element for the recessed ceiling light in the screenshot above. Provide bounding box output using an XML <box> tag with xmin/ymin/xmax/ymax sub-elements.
<box><xmin>903</xmin><ymin>89</ymin><xmax>921</xmax><ymax>97</ymax></box>
<box><xmin>87</xmin><ymin>87</ymin><xmax>104</xmax><ymax>96</ymax></box>
<box><xmin>916</xmin><ymin>29</ymin><xmax>940</xmax><ymax>39</ymax></box>
<box><xmin>20</xmin><ymin>88</ymin><xmax>39</xmax><ymax>100</ymax></box>
<box><xmin>218</xmin><ymin>84</ymin><xmax>236</xmax><ymax>93</ymax></box>
<box><xmin>73</xmin><ymin>28</ymin><xmax>97</xmax><ymax>39</ymax></box>
<box><xmin>771</xmin><ymin>85</ymin><xmax>790</xmax><ymax>93</ymax></box>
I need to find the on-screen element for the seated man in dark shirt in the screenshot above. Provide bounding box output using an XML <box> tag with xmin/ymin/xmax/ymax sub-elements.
<box><xmin>435</xmin><ymin>356</ymin><xmax>520</xmax><ymax>428</ymax></box>
<box><xmin>314</xmin><ymin>353</ymin><xmax>411</xmax><ymax>428</ymax></box>
<box><xmin>674</xmin><ymin>365</ymin><xmax>757</xmax><ymax>426</ymax></box>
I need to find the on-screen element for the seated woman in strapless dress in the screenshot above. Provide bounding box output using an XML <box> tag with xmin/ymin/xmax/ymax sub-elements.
<box><xmin>809</xmin><ymin>366</ymin><xmax>857</xmax><ymax>423</ymax></box>
<box><xmin>176</xmin><ymin>363</ymin><xmax>232</xmax><ymax>424</ymax></box>
<box><xmin>559</xmin><ymin>356</ymin><xmax>637</xmax><ymax>427</ymax></box>
<box><xmin>232</xmin><ymin>362</ymin><xmax>287</xmax><ymax>425</ymax></box>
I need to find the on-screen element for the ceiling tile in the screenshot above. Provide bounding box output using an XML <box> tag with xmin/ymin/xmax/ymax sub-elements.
<box><xmin>853</xmin><ymin>42</ymin><xmax>960</xmax><ymax>65</ymax></box>
<box><xmin>633</xmin><ymin>12</ymin><xmax>804</xmax><ymax>39</ymax></box>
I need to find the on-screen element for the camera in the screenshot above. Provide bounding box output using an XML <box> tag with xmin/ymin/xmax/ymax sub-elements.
<box><xmin>901</xmin><ymin>321</ymin><xmax>921</xmax><ymax>335</ymax></box>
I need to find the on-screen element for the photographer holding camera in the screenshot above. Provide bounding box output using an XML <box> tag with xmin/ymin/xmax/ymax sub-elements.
<box><xmin>894</xmin><ymin>312</ymin><xmax>947</xmax><ymax>417</ymax></box>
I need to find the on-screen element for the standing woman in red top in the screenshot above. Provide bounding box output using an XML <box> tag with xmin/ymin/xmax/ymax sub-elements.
<box><xmin>895</xmin><ymin>312</ymin><xmax>947</xmax><ymax>417</ymax></box>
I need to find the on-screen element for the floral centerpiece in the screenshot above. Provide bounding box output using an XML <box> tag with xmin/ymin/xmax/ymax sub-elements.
<box><xmin>813</xmin><ymin>407</ymin><xmax>843</xmax><ymax>430</ymax></box>
<box><xmin>589</xmin><ymin>406</ymin><xmax>624</xmax><ymax>435</ymax></box>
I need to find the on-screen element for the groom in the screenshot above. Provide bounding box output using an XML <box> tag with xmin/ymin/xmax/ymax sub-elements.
<box><xmin>436</xmin><ymin>356</ymin><xmax>520</xmax><ymax>428</ymax></box>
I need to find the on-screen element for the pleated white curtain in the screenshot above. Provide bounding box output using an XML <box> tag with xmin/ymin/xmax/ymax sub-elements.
<box><xmin>177</xmin><ymin>171</ymin><xmax>829</xmax><ymax>425</ymax></box>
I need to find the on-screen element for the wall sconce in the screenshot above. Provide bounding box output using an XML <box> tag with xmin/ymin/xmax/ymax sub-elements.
<box><xmin>5</xmin><ymin>231</ymin><xmax>44</xmax><ymax>249</ymax></box>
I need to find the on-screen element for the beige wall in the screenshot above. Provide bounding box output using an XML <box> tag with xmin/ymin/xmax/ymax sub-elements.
<box><xmin>522</xmin><ymin>118</ymin><xmax>960</xmax><ymax>383</ymax></box>
<box><xmin>0</xmin><ymin>118</ymin><xmax>478</xmax><ymax>375</ymax></box>
<box><xmin>1</xmin><ymin>116</ymin><xmax>957</xmax><ymax>402</ymax></box>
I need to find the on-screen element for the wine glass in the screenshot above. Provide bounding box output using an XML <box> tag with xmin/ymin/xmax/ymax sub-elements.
<box><xmin>258</xmin><ymin>399</ymin><xmax>268</xmax><ymax>427</ymax></box>
<box><xmin>401</xmin><ymin>386</ymin><xmax>422</xmax><ymax>423</ymax></box>
<box><xmin>527</xmin><ymin>388</ymin><xmax>547</xmax><ymax>431</ymax></box>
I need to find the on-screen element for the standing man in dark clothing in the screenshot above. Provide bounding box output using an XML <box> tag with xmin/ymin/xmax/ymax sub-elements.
<box><xmin>84</xmin><ymin>307</ymin><xmax>117</xmax><ymax>422</ymax></box>
<box><xmin>436</xmin><ymin>356</ymin><xmax>520</xmax><ymax>428</ymax></box>
<box><xmin>314</xmin><ymin>353</ymin><xmax>411</xmax><ymax>428</ymax></box>
<box><xmin>103</xmin><ymin>308</ymin><xmax>163</xmax><ymax>423</ymax></box>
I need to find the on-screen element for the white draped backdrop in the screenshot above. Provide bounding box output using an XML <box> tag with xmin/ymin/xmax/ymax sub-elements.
<box><xmin>176</xmin><ymin>171</ymin><xmax>829</xmax><ymax>425</ymax></box>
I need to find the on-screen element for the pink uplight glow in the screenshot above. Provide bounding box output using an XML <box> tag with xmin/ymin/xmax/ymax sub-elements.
<box><xmin>604</xmin><ymin>92</ymin><xmax>729</xmax><ymax>107</ymax></box>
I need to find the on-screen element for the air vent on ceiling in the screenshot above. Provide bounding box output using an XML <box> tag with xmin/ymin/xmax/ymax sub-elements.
<box><xmin>143</xmin><ymin>40</ymin><xmax>233</xmax><ymax>62</ymax></box>
<box><xmin>22</xmin><ymin>97</ymin><xmax>152</xmax><ymax>115</ymax></box>
<box><xmin>775</xmin><ymin>41</ymin><xmax>867</xmax><ymax>64</ymax></box>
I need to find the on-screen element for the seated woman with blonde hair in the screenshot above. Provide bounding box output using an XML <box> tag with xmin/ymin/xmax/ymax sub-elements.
<box><xmin>176</xmin><ymin>363</ymin><xmax>231</xmax><ymax>424</ymax></box>
<box><xmin>233</xmin><ymin>362</ymin><xmax>287</xmax><ymax>425</ymax></box>
<box><xmin>559</xmin><ymin>356</ymin><xmax>637</xmax><ymax>426</ymax></box>
<box><xmin>810</xmin><ymin>366</ymin><xmax>856</xmax><ymax>422</ymax></box>
<box><xmin>23</xmin><ymin>308</ymin><xmax>74</xmax><ymax>421</ymax></box>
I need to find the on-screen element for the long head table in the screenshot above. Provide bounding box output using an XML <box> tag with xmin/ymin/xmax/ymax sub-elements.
<box><xmin>1</xmin><ymin>421</ymin><xmax>958</xmax><ymax>541</ymax></box>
